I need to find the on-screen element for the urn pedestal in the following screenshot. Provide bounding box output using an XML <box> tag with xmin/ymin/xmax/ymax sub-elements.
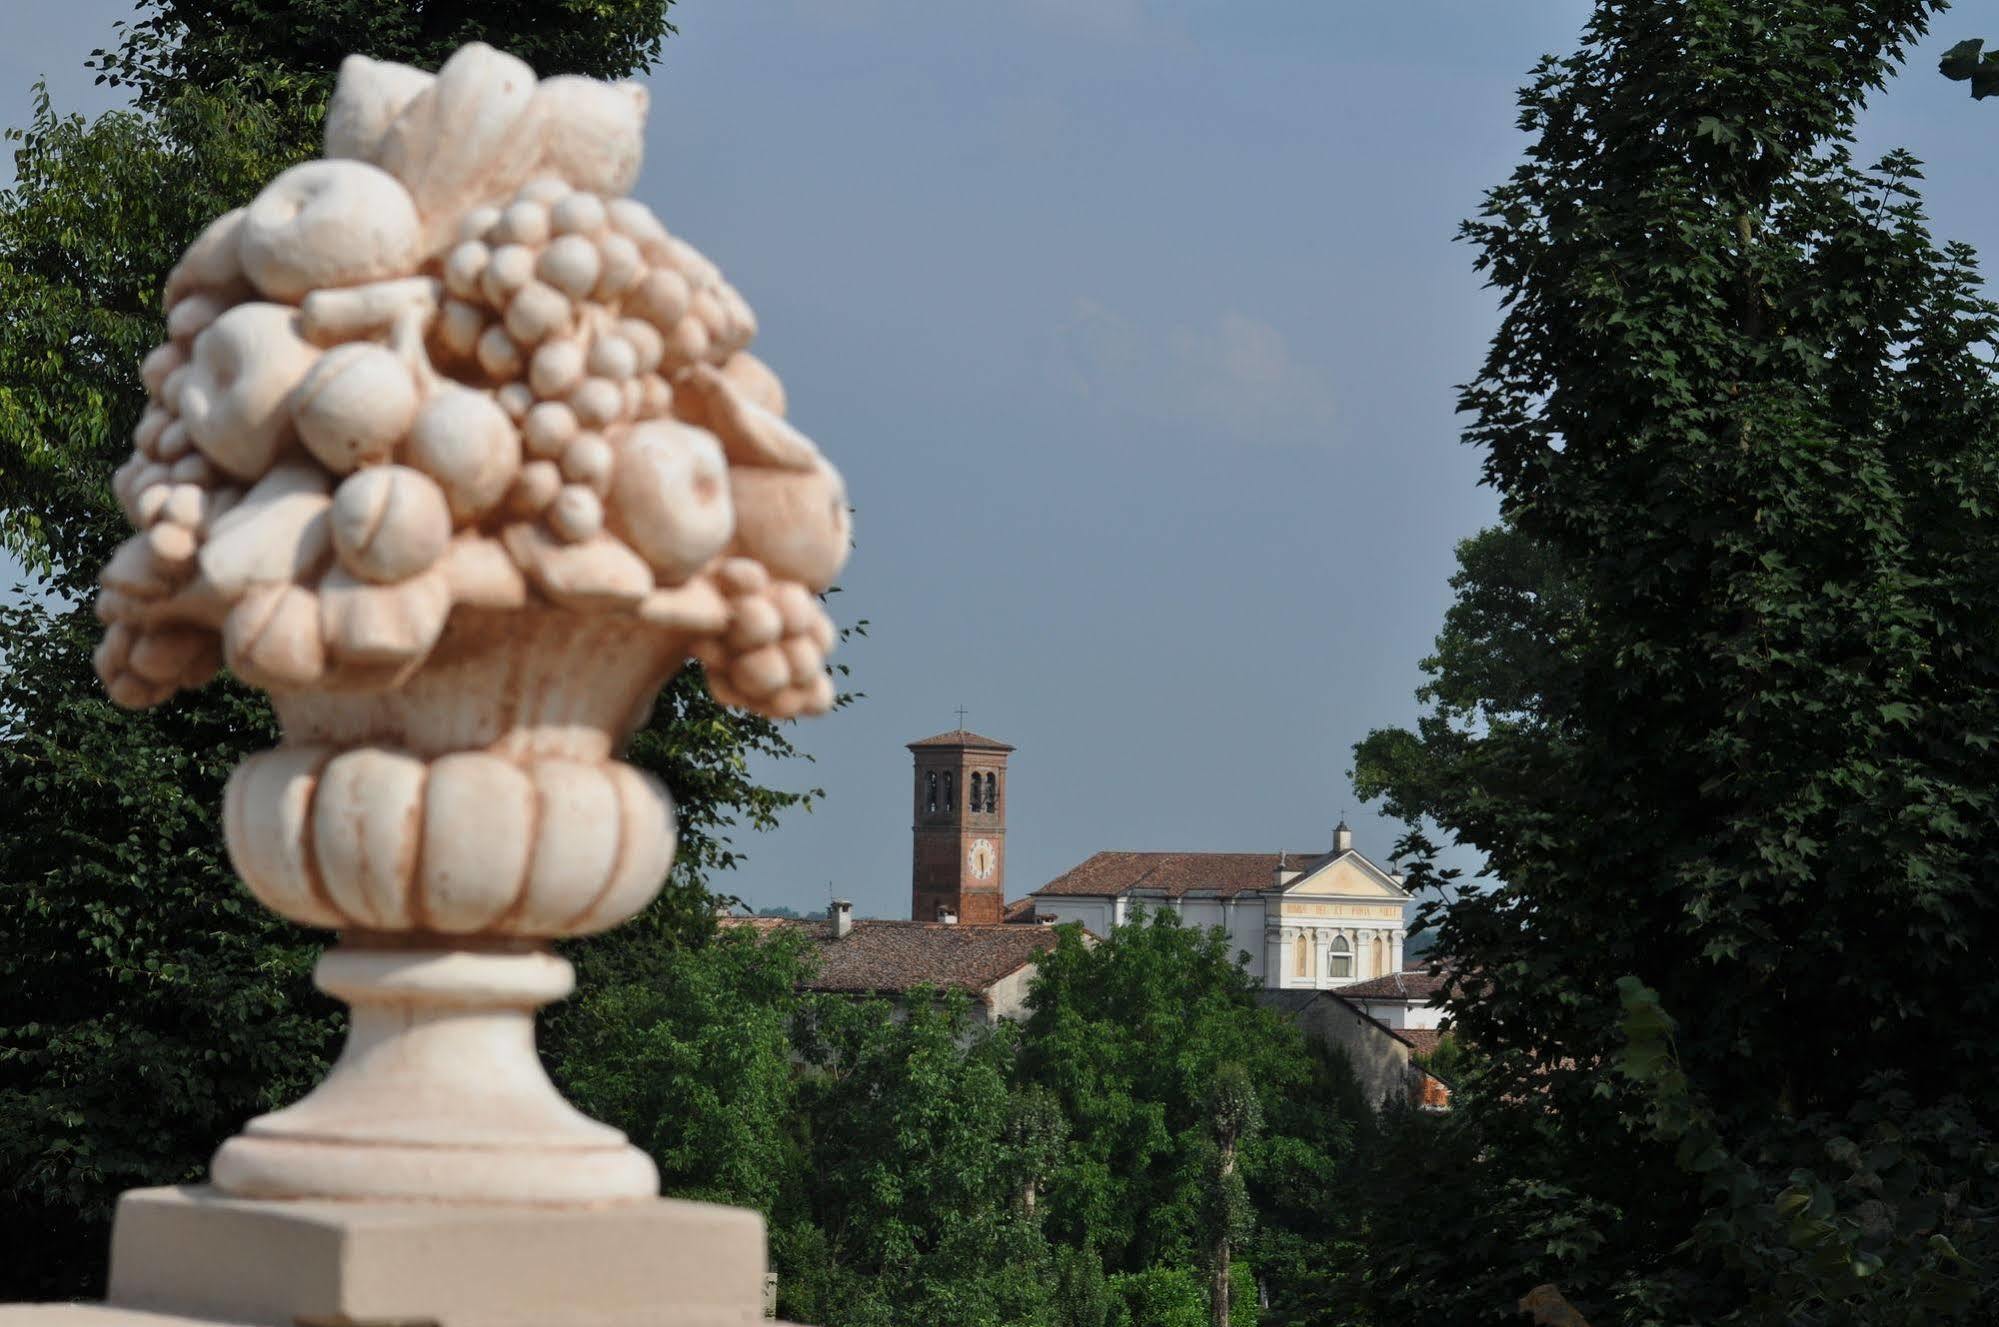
<box><xmin>0</xmin><ymin>1186</ymin><xmax>769</xmax><ymax>1327</ymax></box>
<box><xmin>212</xmin><ymin>609</ymin><xmax>683</xmax><ymax>1205</ymax></box>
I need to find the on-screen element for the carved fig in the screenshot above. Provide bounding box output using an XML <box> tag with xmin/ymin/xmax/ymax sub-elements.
<box><xmin>439</xmin><ymin>532</ymin><xmax>527</xmax><ymax>609</ymax></box>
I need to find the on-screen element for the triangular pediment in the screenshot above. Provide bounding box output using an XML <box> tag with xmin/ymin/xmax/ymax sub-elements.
<box><xmin>1280</xmin><ymin>852</ymin><xmax>1409</xmax><ymax>901</ymax></box>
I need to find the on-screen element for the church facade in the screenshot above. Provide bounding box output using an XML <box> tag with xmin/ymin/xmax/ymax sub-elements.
<box><xmin>1029</xmin><ymin>825</ymin><xmax>1411</xmax><ymax>991</ymax></box>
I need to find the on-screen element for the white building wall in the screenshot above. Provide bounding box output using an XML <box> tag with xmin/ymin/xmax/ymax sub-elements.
<box><xmin>1346</xmin><ymin>996</ymin><xmax>1444</xmax><ymax>1031</ymax></box>
<box><xmin>1034</xmin><ymin>897</ymin><xmax>1111</xmax><ymax>935</ymax></box>
<box><xmin>1404</xmin><ymin>1002</ymin><xmax>1444</xmax><ymax>1030</ymax></box>
<box><xmin>1032</xmin><ymin>892</ymin><xmax>1410</xmax><ymax>994</ymax></box>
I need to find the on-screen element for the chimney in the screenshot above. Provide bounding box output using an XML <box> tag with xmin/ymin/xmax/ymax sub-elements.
<box><xmin>1334</xmin><ymin>821</ymin><xmax>1354</xmax><ymax>853</ymax></box>
<box><xmin>831</xmin><ymin>898</ymin><xmax>853</xmax><ymax>938</ymax></box>
<box><xmin>934</xmin><ymin>903</ymin><xmax>958</xmax><ymax>925</ymax></box>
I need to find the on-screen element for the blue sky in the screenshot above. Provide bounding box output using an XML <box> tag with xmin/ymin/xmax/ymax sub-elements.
<box><xmin>7</xmin><ymin>3</ymin><xmax>1994</xmax><ymax>919</ymax></box>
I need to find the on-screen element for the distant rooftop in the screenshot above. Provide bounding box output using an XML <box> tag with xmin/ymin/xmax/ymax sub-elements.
<box><xmin>719</xmin><ymin>916</ymin><xmax>1056</xmax><ymax>995</ymax></box>
<box><xmin>1035</xmin><ymin>850</ymin><xmax>1333</xmax><ymax>899</ymax></box>
<box><xmin>906</xmin><ymin>728</ymin><xmax>1015</xmax><ymax>752</ymax></box>
<box><xmin>1339</xmin><ymin>968</ymin><xmax>1449</xmax><ymax>1002</ymax></box>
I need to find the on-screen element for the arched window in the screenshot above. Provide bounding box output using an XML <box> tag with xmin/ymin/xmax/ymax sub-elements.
<box><xmin>969</xmin><ymin>771</ymin><xmax>984</xmax><ymax>813</ymax></box>
<box><xmin>1293</xmin><ymin>933</ymin><xmax>1310</xmax><ymax>978</ymax></box>
<box><xmin>1327</xmin><ymin>935</ymin><xmax>1353</xmax><ymax>980</ymax></box>
<box><xmin>985</xmin><ymin>772</ymin><xmax>997</xmax><ymax>811</ymax></box>
<box><xmin>1374</xmin><ymin>934</ymin><xmax>1389</xmax><ymax>978</ymax></box>
<box><xmin>926</xmin><ymin>771</ymin><xmax>938</xmax><ymax>813</ymax></box>
<box><xmin>944</xmin><ymin>771</ymin><xmax>955</xmax><ymax>811</ymax></box>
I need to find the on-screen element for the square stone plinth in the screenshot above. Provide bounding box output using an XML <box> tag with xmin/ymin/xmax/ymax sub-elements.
<box><xmin>47</xmin><ymin>1185</ymin><xmax>768</xmax><ymax>1327</ymax></box>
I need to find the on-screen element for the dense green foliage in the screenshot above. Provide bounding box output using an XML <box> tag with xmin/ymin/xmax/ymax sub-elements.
<box><xmin>90</xmin><ymin>0</ymin><xmax>677</xmax><ymax>135</ymax></box>
<box><xmin>1355</xmin><ymin>1</ymin><xmax>1999</xmax><ymax>1322</ymax></box>
<box><xmin>0</xmin><ymin>595</ymin><xmax>328</xmax><ymax>1300</ymax></box>
<box><xmin>551</xmin><ymin>915</ymin><xmax>1365</xmax><ymax>1327</ymax></box>
<box><xmin>0</xmin><ymin>2</ymin><xmax>842</xmax><ymax>1299</ymax></box>
<box><xmin>786</xmin><ymin>994</ymin><xmax>1055</xmax><ymax>1327</ymax></box>
<box><xmin>553</xmin><ymin>925</ymin><xmax>812</xmax><ymax>1215</ymax></box>
<box><xmin>1019</xmin><ymin>913</ymin><xmax>1357</xmax><ymax>1325</ymax></box>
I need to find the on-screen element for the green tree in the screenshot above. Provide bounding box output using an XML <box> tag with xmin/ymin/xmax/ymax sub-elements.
<box><xmin>1106</xmin><ymin>1264</ymin><xmax>1254</xmax><ymax>1327</ymax></box>
<box><xmin>0</xmin><ymin>1</ymin><xmax>846</xmax><ymax>1298</ymax></box>
<box><xmin>789</xmin><ymin>993</ymin><xmax>1054</xmax><ymax>1327</ymax></box>
<box><xmin>1198</xmin><ymin>1065</ymin><xmax>1260</xmax><ymax>1327</ymax></box>
<box><xmin>1247</xmin><ymin>1042</ymin><xmax>1369</xmax><ymax>1327</ymax></box>
<box><xmin>1053</xmin><ymin>1242</ymin><xmax>1114</xmax><ymax>1327</ymax></box>
<box><xmin>550</xmin><ymin>925</ymin><xmax>812</xmax><ymax>1215</ymax></box>
<box><xmin>1350</xmin><ymin>520</ymin><xmax>1586</xmax><ymax>828</ymax></box>
<box><xmin>1019</xmin><ymin>912</ymin><xmax>1357</xmax><ymax>1324</ymax></box>
<box><xmin>88</xmin><ymin>0</ymin><xmax>677</xmax><ymax>140</ymax></box>
<box><xmin>1358</xmin><ymin>1</ymin><xmax>1999</xmax><ymax>1321</ymax></box>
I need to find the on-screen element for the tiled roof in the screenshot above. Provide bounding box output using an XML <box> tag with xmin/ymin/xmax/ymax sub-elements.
<box><xmin>719</xmin><ymin>917</ymin><xmax>1057</xmax><ymax>996</ymax></box>
<box><xmin>1397</xmin><ymin>1027</ymin><xmax>1448</xmax><ymax>1058</ymax></box>
<box><xmin>907</xmin><ymin>728</ymin><xmax>1015</xmax><ymax>751</ymax></box>
<box><xmin>729</xmin><ymin>915</ymin><xmax>805</xmax><ymax>933</ymax></box>
<box><xmin>1035</xmin><ymin>850</ymin><xmax>1331</xmax><ymax>899</ymax></box>
<box><xmin>1338</xmin><ymin>967</ymin><xmax>1450</xmax><ymax>1002</ymax></box>
<box><xmin>1003</xmin><ymin>897</ymin><xmax>1039</xmax><ymax>923</ymax></box>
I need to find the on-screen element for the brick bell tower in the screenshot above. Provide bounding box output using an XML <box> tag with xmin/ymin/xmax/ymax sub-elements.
<box><xmin>908</xmin><ymin>724</ymin><xmax>1013</xmax><ymax>924</ymax></box>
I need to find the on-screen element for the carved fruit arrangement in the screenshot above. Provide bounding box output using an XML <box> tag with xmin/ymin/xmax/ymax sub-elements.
<box><xmin>95</xmin><ymin>44</ymin><xmax>847</xmax><ymax>720</ymax></box>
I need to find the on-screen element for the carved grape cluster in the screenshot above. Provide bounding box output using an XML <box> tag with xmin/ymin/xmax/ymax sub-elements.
<box><xmin>92</xmin><ymin>44</ymin><xmax>850</xmax><ymax>720</ymax></box>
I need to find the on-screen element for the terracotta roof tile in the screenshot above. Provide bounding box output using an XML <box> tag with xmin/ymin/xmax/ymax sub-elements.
<box><xmin>1034</xmin><ymin>850</ymin><xmax>1332</xmax><ymax>899</ymax></box>
<box><xmin>1339</xmin><ymin>968</ymin><xmax>1449</xmax><ymax>1001</ymax></box>
<box><xmin>1398</xmin><ymin>1028</ymin><xmax>1448</xmax><ymax>1058</ymax></box>
<box><xmin>720</xmin><ymin>917</ymin><xmax>1057</xmax><ymax>995</ymax></box>
<box><xmin>906</xmin><ymin>728</ymin><xmax>1015</xmax><ymax>751</ymax></box>
<box><xmin>1003</xmin><ymin>897</ymin><xmax>1039</xmax><ymax>923</ymax></box>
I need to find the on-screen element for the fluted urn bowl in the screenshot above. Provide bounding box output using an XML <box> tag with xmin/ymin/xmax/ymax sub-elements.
<box><xmin>209</xmin><ymin>609</ymin><xmax>690</xmax><ymax>1205</ymax></box>
<box><xmin>225</xmin><ymin>608</ymin><xmax>681</xmax><ymax>939</ymax></box>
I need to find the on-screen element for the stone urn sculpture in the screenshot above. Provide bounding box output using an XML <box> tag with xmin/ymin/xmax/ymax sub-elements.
<box><xmin>90</xmin><ymin>43</ymin><xmax>850</xmax><ymax>1206</ymax></box>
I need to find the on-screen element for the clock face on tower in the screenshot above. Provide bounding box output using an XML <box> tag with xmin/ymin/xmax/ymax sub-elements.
<box><xmin>968</xmin><ymin>838</ymin><xmax>996</xmax><ymax>880</ymax></box>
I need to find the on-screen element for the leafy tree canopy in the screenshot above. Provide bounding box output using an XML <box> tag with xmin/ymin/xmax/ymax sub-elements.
<box><xmin>1356</xmin><ymin>1</ymin><xmax>1999</xmax><ymax>1321</ymax></box>
<box><xmin>90</xmin><ymin>0</ymin><xmax>676</xmax><ymax>140</ymax></box>
<box><xmin>1018</xmin><ymin>912</ymin><xmax>1356</xmax><ymax>1326</ymax></box>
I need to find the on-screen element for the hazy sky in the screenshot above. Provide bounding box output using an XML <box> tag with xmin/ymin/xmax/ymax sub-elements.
<box><xmin>7</xmin><ymin>3</ymin><xmax>1994</xmax><ymax>919</ymax></box>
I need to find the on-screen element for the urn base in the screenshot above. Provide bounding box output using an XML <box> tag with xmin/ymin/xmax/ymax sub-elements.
<box><xmin>210</xmin><ymin>944</ymin><xmax>658</xmax><ymax>1205</ymax></box>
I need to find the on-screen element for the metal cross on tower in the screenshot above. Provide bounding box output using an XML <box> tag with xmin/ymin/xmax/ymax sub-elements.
<box><xmin>954</xmin><ymin>705</ymin><xmax>968</xmax><ymax>729</ymax></box>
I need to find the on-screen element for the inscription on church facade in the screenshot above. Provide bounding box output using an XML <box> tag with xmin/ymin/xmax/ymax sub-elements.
<box><xmin>1284</xmin><ymin>902</ymin><xmax>1406</xmax><ymax>920</ymax></box>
